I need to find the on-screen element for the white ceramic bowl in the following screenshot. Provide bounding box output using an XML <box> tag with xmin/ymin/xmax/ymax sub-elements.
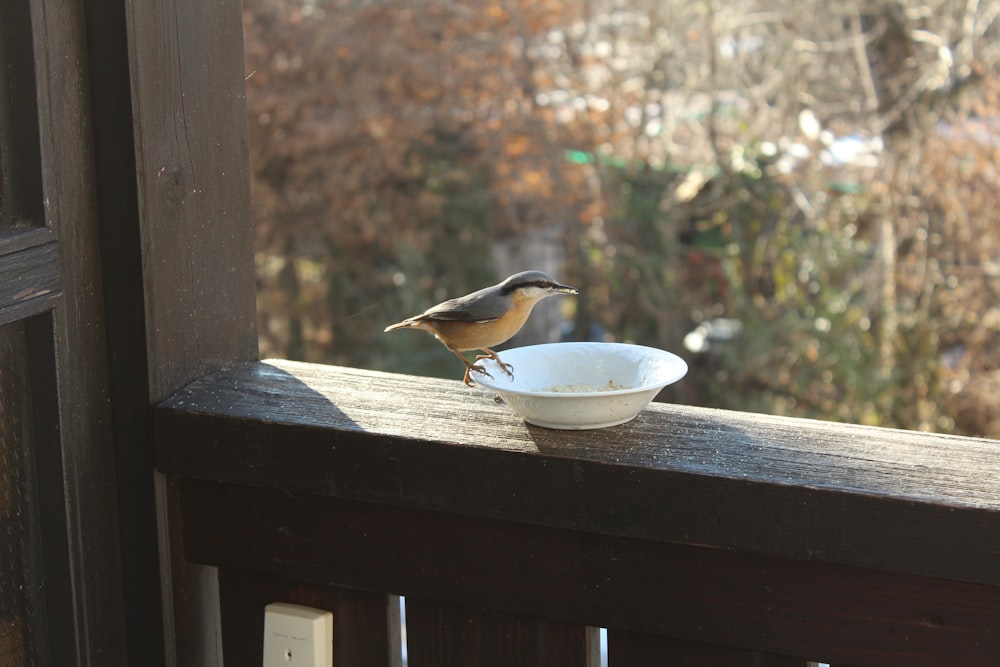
<box><xmin>475</xmin><ymin>342</ymin><xmax>688</xmax><ymax>429</ymax></box>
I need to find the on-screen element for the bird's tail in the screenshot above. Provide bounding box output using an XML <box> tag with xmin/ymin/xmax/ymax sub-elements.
<box><xmin>383</xmin><ymin>320</ymin><xmax>414</xmax><ymax>332</ymax></box>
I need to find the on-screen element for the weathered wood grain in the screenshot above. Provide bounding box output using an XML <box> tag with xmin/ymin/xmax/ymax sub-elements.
<box><xmin>0</xmin><ymin>238</ymin><xmax>60</xmax><ymax>326</ymax></box>
<box><xmin>29</xmin><ymin>0</ymin><xmax>129</xmax><ymax>663</ymax></box>
<box><xmin>126</xmin><ymin>0</ymin><xmax>257</xmax><ymax>393</ymax></box>
<box><xmin>124</xmin><ymin>0</ymin><xmax>258</xmax><ymax>663</ymax></box>
<box><xmin>157</xmin><ymin>359</ymin><xmax>1000</xmax><ymax>586</ymax></box>
<box><xmin>0</xmin><ymin>227</ymin><xmax>53</xmax><ymax>256</ymax></box>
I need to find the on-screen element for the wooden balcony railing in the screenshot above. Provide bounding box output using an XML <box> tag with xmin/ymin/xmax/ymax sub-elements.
<box><xmin>154</xmin><ymin>359</ymin><xmax>1000</xmax><ymax>666</ymax></box>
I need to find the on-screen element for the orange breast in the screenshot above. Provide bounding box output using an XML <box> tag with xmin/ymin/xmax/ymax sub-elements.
<box><xmin>429</xmin><ymin>296</ymin><xmax>540</xmax><ymax>351</ymax></box>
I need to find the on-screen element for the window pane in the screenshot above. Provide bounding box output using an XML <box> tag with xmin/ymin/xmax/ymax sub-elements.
<box><xmin>0</xmin><ymin>321</ymin><xmax>39</xmax><ymax>666</ymax></box>
<box><xmin>0</xmin><ymin>0</ymin><xmax>44</xmax><ymax>229</ymax></box>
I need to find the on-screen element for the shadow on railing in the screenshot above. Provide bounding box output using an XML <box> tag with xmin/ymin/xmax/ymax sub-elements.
<box><xmin>155</xmin><ymin>360</ymin><xmax>1000</xmax><ymax>667</ymax></box>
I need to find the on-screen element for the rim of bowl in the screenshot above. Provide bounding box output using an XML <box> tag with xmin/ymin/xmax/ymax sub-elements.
<box><xmin>475</xmin><ymin>342</ymin><xmax>688</xmax><ymax>398</ymax></box>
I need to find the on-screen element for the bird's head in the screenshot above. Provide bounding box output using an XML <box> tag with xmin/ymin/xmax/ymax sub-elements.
<box><xmin>500</xmin><ymin>270</ymin><xmax>579</xmax><ymax>300</ymax></box>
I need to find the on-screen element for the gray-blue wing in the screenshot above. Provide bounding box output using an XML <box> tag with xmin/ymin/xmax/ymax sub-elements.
<box><xmin>416</xmin><ymin>286</ymin><xmax>508</xmax><ymax>323</ymax></box>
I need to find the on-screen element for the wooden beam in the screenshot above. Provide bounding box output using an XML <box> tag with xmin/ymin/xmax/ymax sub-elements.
<box><xmin>126</xmin><ymin>0</ymin><xmax>257</xmax><ymax>395</ymax></box>
<box><xmin>119</xmin><ymin>0</ymin><xmax>257</xmax><ymax>663</ymax></box>
<box><xmin>156</xmin><ymin>360</ymin><xmax>1000</xmax><ymax>587</ymax></box>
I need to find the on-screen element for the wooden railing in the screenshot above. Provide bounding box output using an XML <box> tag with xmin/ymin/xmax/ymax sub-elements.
<box><xmin>154</xmin><ymin>360</ymin><xmax>1000</xmax><ymax>666</ymax></box>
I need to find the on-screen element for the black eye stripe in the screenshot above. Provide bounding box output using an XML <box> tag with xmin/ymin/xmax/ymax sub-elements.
<box><xmin>501</xmin><ymin>280</ymin><xmax>550</xmax><ymax>295</ymax></box>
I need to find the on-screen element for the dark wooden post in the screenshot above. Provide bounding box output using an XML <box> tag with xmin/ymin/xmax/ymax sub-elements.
<box><xmin>86</xmin><ymin>0</ymin><xmax>258</xmax><ymax>663</ymax></box>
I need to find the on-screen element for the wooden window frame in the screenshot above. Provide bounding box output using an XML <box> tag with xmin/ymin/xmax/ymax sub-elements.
<box><xmin>3</xmin><ymin>0</ymin><xmax>130</xmax><ymax>664</ymax></box>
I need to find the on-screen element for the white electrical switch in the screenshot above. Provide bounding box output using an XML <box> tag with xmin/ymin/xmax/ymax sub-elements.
<box><xmin>262</xmin><ymin>602</ymin><xmax>333</xmax><ymax>667</ymax></box>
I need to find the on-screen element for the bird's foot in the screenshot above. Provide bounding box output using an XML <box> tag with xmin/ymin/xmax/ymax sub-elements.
<box><xmin>475</xmin><ymin>353</ymin><xmax>514</xmax><ymax>379</ymax></box>
<box><xmin>464</xmin><ymin>363</ymin><xmax>495</xmax><ymax>387</ymax></box>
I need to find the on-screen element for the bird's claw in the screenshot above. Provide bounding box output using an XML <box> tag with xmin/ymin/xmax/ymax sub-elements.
<box><xmin>464</xmin><ymin>364</ymin><xmax>494</xmax><ymax>386</ymax></box>
<box><xmin>474</xmin><ymin>354</ymin><xmax>514</xmax><ymax>379</ymax></box>
<box><xmin>471</xmin><ymin>363</ymin><xmax>495</xmax><ymax>380</ymax></box>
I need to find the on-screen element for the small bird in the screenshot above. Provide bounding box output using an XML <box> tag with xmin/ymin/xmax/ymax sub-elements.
<box><xmin>384</xmin><ymin>270</ymin><xmax>579</xmax><ymax>386</ymax></box>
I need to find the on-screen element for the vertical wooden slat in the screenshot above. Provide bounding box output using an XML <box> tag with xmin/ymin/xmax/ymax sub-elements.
<box><xmin>218</xmin><ymin>569</ymin><xmax>402</xmax><ymax>667</ymax></box>
<box><xmin>154</xmin><ymin>475</ymin><xmax>223</xmax><ymax>667</ymax></box>
<box><xmin>607</xmin><ymin>629</ymin><xmax>809</xmax><ymax>666</ymax></box>
<box><xmin>335</xmin><ymin>591</ymin><xmax>403</xmax><ymax>667</ymax></box>
<box><xmin>406</xmin><ymin>598</ymin><xmax>592</xmax><ymax>667</ymax></box>
<box><xmin>586</xmin><ymin>626</ymin><xmax>602</xmax><ymax>667</ymax></box>
<box><xmin>30</xmin><ymin>0</ymin><xmax>130</xmax><ymax>664</ymax></box>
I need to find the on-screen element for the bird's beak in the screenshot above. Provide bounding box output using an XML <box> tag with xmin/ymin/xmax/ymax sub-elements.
<box><xmin>553</xmin><ymin>282</ymin><xmax>579</xmax><ymax>295</ymax></box>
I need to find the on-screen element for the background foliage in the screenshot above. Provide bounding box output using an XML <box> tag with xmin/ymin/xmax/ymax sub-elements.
<box><xmin>245</xmin><ymin>0</ymin><xmax>1000</xmax><ymax>438</ymax></box>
